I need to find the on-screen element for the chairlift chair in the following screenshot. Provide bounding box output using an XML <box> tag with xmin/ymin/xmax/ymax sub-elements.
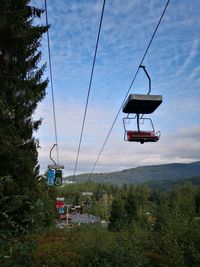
<box><xmin>122</xmin><ymin>65</ymin><xmax>162</xmax><ymax>144</ymax></box>
<box><xmin>47</xmin><ymin>144</ymin><xmax>64</xmax><ymax>186</ymax></box>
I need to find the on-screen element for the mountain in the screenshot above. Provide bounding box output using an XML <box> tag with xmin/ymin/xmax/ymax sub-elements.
<box><xmin>65</xmin><ymin>161</ymin><xmax>200</xmax><ymax>186</ymax></box>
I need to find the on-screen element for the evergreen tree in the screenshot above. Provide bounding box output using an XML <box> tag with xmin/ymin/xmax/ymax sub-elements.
<box><xmin>124</xmin><ymin>192</ymin><xmax>137</xmax><ymax>224</ymax></box>
<box><xmin>134</xmin><ymin>183</ymin><xmax>150</xmax><ymax>216</ymax></box>
<box><xmin>0</xmin><ymin>0</ymin><xmax>48</xmax><ymax>236</ymax></box>
<box><xmin>195</xmin><ymin>187</ymin><xmax>200</xmax><ymax>214</ymax></box>
<box><xmin>108</xmin><ymin>198</ymin><xmax>126</xmax><ymax>231</ymax></box>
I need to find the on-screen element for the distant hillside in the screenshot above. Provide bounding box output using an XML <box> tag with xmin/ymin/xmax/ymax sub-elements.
<box><xmin>147</xmin><ymin>176</ymin><xmax>200</xmax><ymax>191</ymax></box>
<box><xmin>65</xmin><ymin>161</ymin><xmax>200</xmax><ymax>186</ymax></box>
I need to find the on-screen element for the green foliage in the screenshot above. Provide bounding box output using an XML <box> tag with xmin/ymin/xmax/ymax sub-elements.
<box><xmin>170</xmin><ymin>182</ymin><xmax>196</xmax><ymax>218</ymax></box>
<box><xmin>0</xmin><ymin>176</ymin><xmax>34</xmax><ymax>238</ymax></box>
<box><xmin>0</xmin><ymin>0</ymin><xmax>47</xmax><ymax>185</ymax></box>
<box><xmin>0</xmin><ymin>0</ymin><xmax>51</xmax><ymax>263</ymax></box>
<box><xmin>0</xmin><ymin>176</ymin><xmax>56</xmax><ymax>265</ymax></box>
<box><xmin>1</xmin><ymin>180</ymin><xmax>199</xmax><ymax>266</ymax></box>
<box><xmin>29</xmin><ymin>226</ymin><xmax>149</xmax><ymax>267</ymax></box>
<box><xmin>124</xmin><ymin>191</ymin><xmax>138</xmax><ymax>224</ymax></box>
<box><xmin>108</xmin><ymin>198</ymin><xmax>126</xmax><ymax>231</ymax></box>
<box><xmin>0</xmin><ymin>237</ymin><xmax>37</xmax><ymax>267</ymax></box>
<box><xmin>0</xmin><ymin>0</ymin><xmax>48</xmax><ymax>222</ymax></box>
<box><xmin>195</xmin><ymin>187</ymin><xmax>200</xmax><ymax>214</ymax></box>
<box><xmin>151</xmin><ymin>183</ymin><xmax>200</xmax><ymax>267</ymax></box>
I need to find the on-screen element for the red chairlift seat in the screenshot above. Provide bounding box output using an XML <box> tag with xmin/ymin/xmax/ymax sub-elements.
<box><xmin>126</xmin><ymin>130</ymin><xmax>160</xmax><ymax>144</ymax></box>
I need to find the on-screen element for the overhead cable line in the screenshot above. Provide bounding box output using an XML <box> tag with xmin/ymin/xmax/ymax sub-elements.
<box><xmin>44</xmin><ymin>0</ymin><xmax>59</xmax><ymax>164</ymax></box>
<box><xmin>88</xmin><ymin>0</ymin><xmax>171</xmax><ymax>178</ymax></box>
<box><xmin>73</xmin><ymin>0</ymin><xmax>107</xmax><ymax>178</ymax></box>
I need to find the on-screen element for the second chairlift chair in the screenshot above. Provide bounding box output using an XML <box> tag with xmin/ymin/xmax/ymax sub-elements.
<box><xmin>47</xmin><ymin>144</ymin><xmax>64</xmax><ymax>186</ymax></box>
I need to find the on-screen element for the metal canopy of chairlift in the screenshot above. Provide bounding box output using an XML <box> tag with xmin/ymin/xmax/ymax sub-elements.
<box><xmin>122</xmin><ymin>65</ymin><xmax>162</xmax><ymax>144</ymax></box>
<box><xmin>122</xmin><ymin>94</ymin><xmax>162</xmax><ymax>114</ymax></box>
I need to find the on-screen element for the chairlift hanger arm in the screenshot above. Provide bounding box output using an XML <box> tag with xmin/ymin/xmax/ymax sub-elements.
<box><xmin>136</xmin><ymin>114</ymin><xmax>140</xmax><ymax>131</ymax></box>
<box><xmin>123</xmin><ymin>65</ymin><xmax>162</xmax><ymax>114</ymax></box>
<box><xmin>50</xmin><ymin>144</ymin><xmax>57</xmax><ymax>165</ymax></box>
<box><xmin>139</xmin><ymin>65</ymin><xmax>151</xmax><ymax>95</ymax></box>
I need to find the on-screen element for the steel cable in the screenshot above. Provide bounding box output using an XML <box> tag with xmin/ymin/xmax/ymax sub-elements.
<box><xmin>73</xmin><ymin>0</ymin><xmax>107</xmax><ymax>178</ymax></box>
<box><xmin>88</xmin><ymin>0</ymin><xmax>171</xmax><ymax>178</ymax></box>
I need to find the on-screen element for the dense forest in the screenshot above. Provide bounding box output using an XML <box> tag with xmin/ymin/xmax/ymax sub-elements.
<box><xmin>0</xmin><ymin>1</ymin><xmax>200</xmax><ymax>266</ymax></box>
<box><xmin>1</xmin><ymin>180</ymin><xmax>200</xmax><ymax>266</ymax></box>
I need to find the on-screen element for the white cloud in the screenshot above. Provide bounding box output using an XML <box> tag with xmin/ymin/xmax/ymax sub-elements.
<box><xmin>189</xmin><ymin>65</ymin><xmax>200</xmax><ymax>80</ymax></box>
<box><xmin>35</xmin><ymin>97</ymin><xmax>200</xmax><ymax>176</ymax></box>
<box><xmin>176</xmin><ymin>39</ymin><xmax>199</xmax><ymax>76</ymax></box>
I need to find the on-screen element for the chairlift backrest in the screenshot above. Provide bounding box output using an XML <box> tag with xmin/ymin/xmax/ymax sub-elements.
<box><xmin>54</xmin><ymin>169</ymin><xmax>63</xmax><ymax>186</ymax></box>
<box><xmin>47</xmin><ymin>167</ymin><xmax>63</xmax><ymax>186</ymax></box>
<box><xmin>47</xmin><ymin>169</ymin><xmax>55</xmax><ymax>186</ymax></box>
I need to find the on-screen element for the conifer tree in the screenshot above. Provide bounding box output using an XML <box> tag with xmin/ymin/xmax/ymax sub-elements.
<box><xmin>108</xmin><ymin>198</ymin><xmax>126</xmax><ymax>231</ymax></box>
<box><xmin>124</xmin><ymin>192</ymin><xmax>137</xmax><ymax>224</ymax></box>
<box><xmin>0</xmin><ymin>0</ymin><xmax>48</xmax><ymax>235</ymax></box>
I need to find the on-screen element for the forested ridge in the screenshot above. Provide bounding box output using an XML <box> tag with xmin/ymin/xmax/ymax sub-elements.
<box><xmin>0</xmin><ymin>1</ymin><xmax>200</xmax><ymax>266</ymax></box>
<box><xmin>65</xmin><ymin>161</ymin><xmax>200</xmax><ymax>186</ymax></box>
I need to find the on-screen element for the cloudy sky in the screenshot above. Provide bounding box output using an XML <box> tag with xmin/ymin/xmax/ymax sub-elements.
<box><xmin>31</xmin><ymin>0</ymin><xmax>200</xmax><ymax>176</ymax></box>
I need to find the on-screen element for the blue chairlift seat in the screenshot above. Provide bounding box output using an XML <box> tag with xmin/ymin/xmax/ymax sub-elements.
<box><xmin>47</xmin><ymin>169</ymin><xmax>55</xmax><ymax>185</ymax></box>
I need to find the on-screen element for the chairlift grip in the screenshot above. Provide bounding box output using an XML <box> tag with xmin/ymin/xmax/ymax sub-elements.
<box><xmin>139</xmin><ymin>65</ymin><xmax>151</xmax><ymax>95</ymax></box>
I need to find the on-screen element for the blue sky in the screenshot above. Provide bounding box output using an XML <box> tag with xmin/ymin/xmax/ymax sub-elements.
<box><xmin>32</xmin><ymin>0</ymin><xmax>200</xmax><ymax>176</ymax></box>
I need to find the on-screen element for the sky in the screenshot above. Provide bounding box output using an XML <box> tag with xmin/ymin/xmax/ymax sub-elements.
<box><xmin>31</xmin><ymin>0</ymin><xmax>200</xmax><ymax>176</ymax></box>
